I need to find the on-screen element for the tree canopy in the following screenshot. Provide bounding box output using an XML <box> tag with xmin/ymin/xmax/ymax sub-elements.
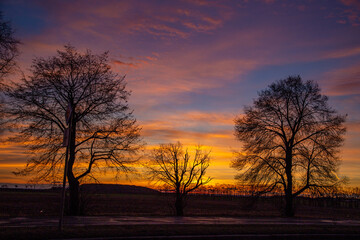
<box><xmin>231</xmin><ymin>76</ymin><xmax>346</xmax><ymax>216</ymax></box>
<box><xmin>145</xmin><ymin>142</ymin><xmax>212</xmax><ymax>216</ymax></box>
<box><xmin>5</xmin><ymin>45</ymin><xmax>142</xmax><ymax>214</ymax></box>
<box><xmin>0</xmin><ymin>13</ymin><xmax>19</xmax><ymax>82</ymax></box>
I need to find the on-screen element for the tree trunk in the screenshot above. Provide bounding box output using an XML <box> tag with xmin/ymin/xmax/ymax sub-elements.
<box><xmin>67</xmin><ymin>114</ymin><xmax>79</xmax><ymax>215</ymax></box>
<box><xmin>284</xmin><ymin>148</ymin><xmax>294</xmax><ymax>217</ymax></box>
<box><xmin>175</xmin><ymin>194</ymin><xmax>184</xmax><ymax>216</ymax></box>
<box><xmin>68</xmin><ymin>177</ymin><xmax>80</xmax><ymax>215</ymax></box>
<box><xmin>285</xmin><ymin>192</ymin><xmax>294</xmax><ymax>217</ymax></box>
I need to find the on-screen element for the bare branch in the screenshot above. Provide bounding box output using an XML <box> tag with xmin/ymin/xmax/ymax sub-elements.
<box><xmin>232</xmin><ymin>76</ymin><xmax>346</xmax><ymax>216</ymax></box>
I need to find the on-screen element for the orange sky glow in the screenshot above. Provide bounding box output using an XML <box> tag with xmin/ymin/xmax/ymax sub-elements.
<box><xmin>1</xmin><ymin>0</ymin><xmax>360</xmax><ymax>187</ymax></box>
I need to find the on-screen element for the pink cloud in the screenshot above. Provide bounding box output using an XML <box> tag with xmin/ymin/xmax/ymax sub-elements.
<box><xmin>320</xmin><ymin>63</ymin><xmax>360</xmax><ymax>96</ymax></box>
<box><xmin>138</xmin><ymin>110</ymin><xmax>238</xmax><ymax>145</ymax></box>
<box><xmin>297</xmin><ymin>5</ymin><xmax>306</xmax><ymax>11</ymax></box>
<box><xmin>339</xmin><ymin>0</ymin><xmax>360</xmax><ymax>26</ymax></box>
<box><xmin>141</xmin><ymin>124</ymin><xmax>236</xmax><ymax>148</ymax></box>
<box><xmin>337</xmin><ymin>19</ymin><xmax>347</xmax><ymax>24</ymax></box>
<box><xmin>186</xmin><ymin>0</ymin><xmax>215</xmax><ymax>6</ymax></box>
<box><xmin>125</xmin><ymin>56</ymin><xmax>258</xmax><ymax>101</ymax></box>
<box><xmin>181</xmin><ymin>111</ymin><xmax>236</xmax><ymax>126</ymax></box>
<box><xmin>32</xmin><ymin>0</ymin><xmax>230</xmax><ymax>41</ymax></box>
<box><xmin>322</xmin><ymin>46</ymin><xmax>360</xmax><ymax>59</ymax></box>
<box><xmin>263</xmin><ymin>0</ymin><xmax>276</xmax><ymax>4</ymax></box>
<box><xmin>341</xmin><ymin>0</ymin><xmax>360</xmax><ymax>9</ymax></box>
<box><xmin>112</xmin><ymin>60</ymin><xmax>137</xmax><ymax>68</ymax></box>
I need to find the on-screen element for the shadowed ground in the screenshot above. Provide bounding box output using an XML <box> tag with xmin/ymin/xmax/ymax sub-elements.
<box><xmin>1</xmin><ymin>188</ymin><xmax>359</xmax><ymax>219</ymax></box>
<box><xmin>2</xmin><ymin>216</ymin><xmax>360</xmax><ymax>227</ymax></box>
<box><xmin>1</xmin><ymin>220</ymin><xmax>360</xmax><ymax>240</ymax></box>
<box><xmin>1</xmin><ymin>188</ymin><xmax>360</xmax><ymax>239</ymax></box>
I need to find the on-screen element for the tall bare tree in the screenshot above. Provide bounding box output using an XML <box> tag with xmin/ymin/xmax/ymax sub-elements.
<box><xmin>231</xmin><ymin>76</ymin><xmax>346</xmax><ymax>217</ymax></box>
<box><xmin>0</xmin><ymin>13</ymin><xmax>20</xmax><ymax>131</ymax></box>
<box><xmin>145</xmin><ymin>142</ymin><xmax>212</xmax><ymax>216</ymax></box>
<box><xmin>0</xmin><ymin>12</ymin><xmax>20</xmax><ymax>82</ymax></box>
<box><xmin>5</xmin><ymin>45</ymin><xmax>142</xmax><ymax>215</ymax></box>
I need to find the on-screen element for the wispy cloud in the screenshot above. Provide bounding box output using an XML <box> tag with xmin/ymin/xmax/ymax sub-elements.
<box><xmin>321</xmin><ymin>63</ymin><xmax>360</xmax><ymax>96</ymax></box>
<box><xmin>112</xmin><ymin>60</ymin><xmax>137</xmax><ymax>68</ymax></box>
<box><xmin>323</xmin><ymin>46</ymin><xmax>360</xmax><ymax>59</ymax></box>
<box><xmin>340</xmin><ymin>0</ymin><xmax>360</xmax><ymax>26</ymax></box>
<box><xmin>28</xmin><ymin>0</ymin><xmax>230</xmax><ymax>41</ymax></box>
<box><xmin>2</xmin><ymin>0</ymin><xmax>360</xmax><ymax>186</ymax></box>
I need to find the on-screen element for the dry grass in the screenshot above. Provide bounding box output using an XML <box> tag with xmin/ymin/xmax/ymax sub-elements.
<box><xmin>1</xmin><ymin>189</ymin><xmax>360</xmax><ymax>219</ymax></box>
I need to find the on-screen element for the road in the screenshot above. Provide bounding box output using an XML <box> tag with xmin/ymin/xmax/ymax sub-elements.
<box><xmin>1</xmin><ymin>216</ymin><xmax>360</xmax><ymax>228</ymax></box>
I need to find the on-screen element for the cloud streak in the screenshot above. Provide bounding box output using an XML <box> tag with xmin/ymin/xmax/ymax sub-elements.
<box><xmin>1</xmin><ymin>0</ymin><xmax>360</xmax><ymax>186</ymax></box>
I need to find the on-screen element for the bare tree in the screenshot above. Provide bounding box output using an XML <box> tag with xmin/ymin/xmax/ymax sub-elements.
<box><xmin>4</xmin><ymin>45</ymin><xmax>142</xmax><ymax>215</ymax></box>
<box><xmin>0</xmin><ymin>12</ymin><xmax>20</xmax><ymax>82</ymax></box>
<box><xmin>145</xmin><ymin>142</ymin><xmax>212</xmax><ymax>216</ymax></box>
<box><xmin>231</xmin><ymin>76</ymin><xmax>346</xmax><ymax>217</ymax></box>
<box><xmin>0</xmin><ymin>13</ymin><xmax>20</xmax><ymax>131</ymax></box>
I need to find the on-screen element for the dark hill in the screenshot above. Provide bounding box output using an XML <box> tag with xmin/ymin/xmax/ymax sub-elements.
<box><xmin>80</xmin><ymin>184</ymin><xmax>159</xmax><ymax>195</ymax></box>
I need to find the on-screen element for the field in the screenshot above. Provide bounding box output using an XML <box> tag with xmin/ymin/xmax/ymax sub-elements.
<box><xmin>1</xmin><ymin>187</ymin><xmax>360</xmax><ymax>239</ymax></box>
<box><xmin>1</xmin><ymin>188</ymin><xmax>360</xmax><ymax>219</ymax></box>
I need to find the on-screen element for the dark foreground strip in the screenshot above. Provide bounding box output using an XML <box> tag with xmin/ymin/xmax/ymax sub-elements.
<box><xmin>60</xmin><ymin>233</ymin><xmax>360</xmax><ymax>240</ymax></box>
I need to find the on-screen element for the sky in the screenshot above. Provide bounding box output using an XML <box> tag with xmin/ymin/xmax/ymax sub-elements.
<box><xmin>0</xmin><ymin>0</ymin><xmax>360</xmax><ymax>187</ymax></box>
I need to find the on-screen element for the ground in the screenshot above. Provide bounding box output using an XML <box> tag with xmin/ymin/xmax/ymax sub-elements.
<box><xmin>1</xmin><ymin>188</ymin><xmax>360</xmax><ymax>239</ymax></box>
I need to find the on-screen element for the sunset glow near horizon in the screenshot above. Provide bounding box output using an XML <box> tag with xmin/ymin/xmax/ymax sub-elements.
<box><xmin>0</xmin><ymin>0</ymin><xmax>360</xmax><ymax>187</ymax></box>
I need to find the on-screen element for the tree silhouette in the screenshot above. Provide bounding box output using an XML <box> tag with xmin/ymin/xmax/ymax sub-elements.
<box><xmin>231</xmin><ymin>76</ymin><xmax>346</xmax><ymax>217</ymax></box>
<box><xmin>0</xmin><ymin>13</ymin><xmax>20</xmax><ymax>131</ymax></box>
<box><xmin>145</xmin><ymin>142</ymin><xmax>212</xmax><ymax>216</ymax></box>
<box><xmin>0</xmin><ymin>12</ymin><xmax>19</xmax><ymax>82</ymax></box>
<box><xmin>5</xmin><ymin>45</ymin><xmax>142</xmax><ymax>215</ymax></box>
